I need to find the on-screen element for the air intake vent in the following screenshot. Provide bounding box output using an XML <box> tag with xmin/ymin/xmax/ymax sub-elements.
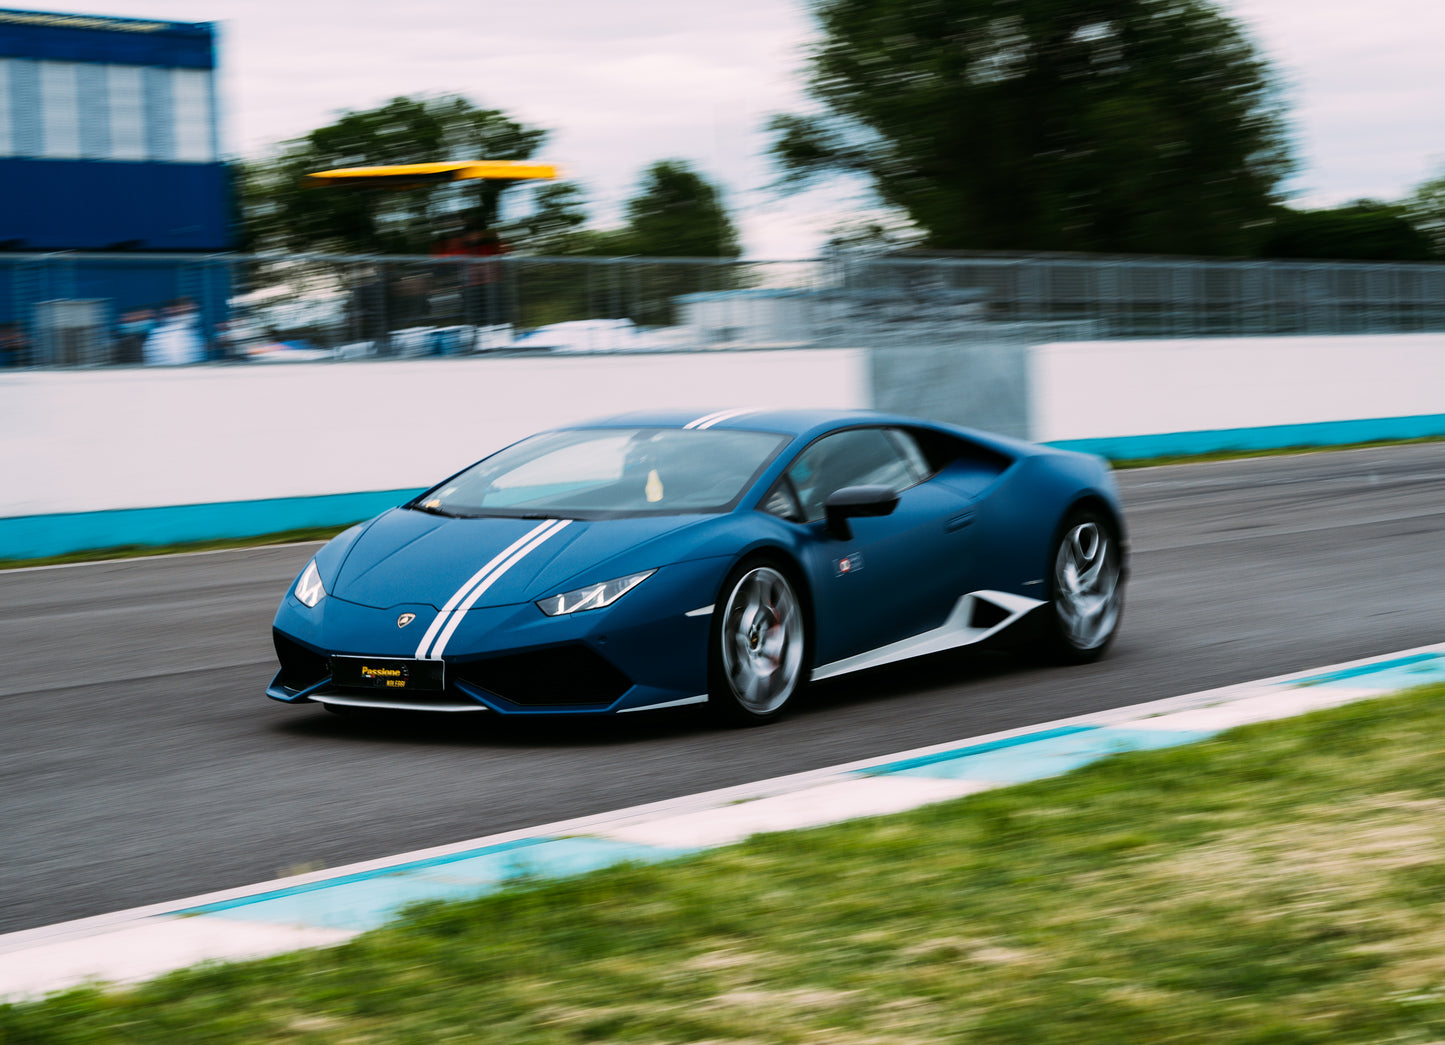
<box><xmin>273</xmin><ymin>631</ymin><xmax>330</xmax><ymax>693</ymax></box>
<box><xmin>969</xmin><ymin>596</ymin><xmax>1012</xmax><ymax>630</ymax></box>
<box><xmin>455</xmin><ymin>645</ymin><xmax>631</xmax><ymax>707</ymax></box>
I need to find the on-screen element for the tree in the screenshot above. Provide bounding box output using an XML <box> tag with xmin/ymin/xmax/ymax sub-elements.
<box><xmin>770</xmin><ymin>0</ymin><xmax>1293</xmax><ymax>255</ymax></box>
<box><xmin>241</xmin><ymin>95</ymin><xmax>547</xmax><ymax>254</ymax></box>
<box><xmin>1256</xmin><ymin>200</ymin><xmax>1435</xmax><ymax>262</ymax></box>
<box><xmin>524</xmin><ymin>160</ymin><xmax>742</xmax><ymax>258</ymax></box>
<box><xmin>514</xmin><ymin>181</ymin><xmax>593</xmax><ymax>254</ymax></box>
<box><xmin>1407</xmin><ymin>168</ymin><xmax>1445</xmax><ymax>259</ymax></box>
<box><xmin>617</xmin><ymin>161</ymin><xmax>741</xmax><ymax>258</ymax></box>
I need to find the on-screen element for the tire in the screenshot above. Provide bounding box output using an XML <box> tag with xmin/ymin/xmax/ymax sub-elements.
<box><xmin>1038</xmin><ymin>510</ymin><xmax>1124</xmax><ymax>664</ymax></box>
<box><xmin>709</xmin><ymin>560</ymin><xmax>809</xmax><ymax>725</ymax></box>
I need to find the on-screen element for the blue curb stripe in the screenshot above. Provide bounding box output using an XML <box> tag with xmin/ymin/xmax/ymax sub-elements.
<box><xmin>1046</xmin><ymin>413</ymin><xmax>1445</xmax><ymax>461</ymax></box>
<box><xmin>167</xmin><ymin>657</ymin><xmax>1439</xmax><ymax>937</ymax></box>
<box><xmin>1291</xmin><ymin>652</ymin><xmax>1444</xmax><ymax>686</ymax></box>
<box><xmin>0</xmin><ymin>488</ymin><xmax>426</xmax><ymax>560</ymax></box>
<box><xmin>859</xmin><ymin>724</ymin><xmax>1100</xmax><ymax>775</ymax></box>
<box><xmin>879</xmin><ymin>727</ymin><xmax>1218</xmax><ymax>784</ymax></box>
<box><xmin>183</xmin><ymin>837</ymin><xmax>698</xmax><ymax>932</ymax></box>
<box><xmin>179</xmin><ymin>836</ymin><xmax>548</xmax><ymax>914</ymax></box>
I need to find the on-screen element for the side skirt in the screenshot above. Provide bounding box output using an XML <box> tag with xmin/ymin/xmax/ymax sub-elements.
<box><xmin>809</xmin><ymin>590</ymin><xmax>1045</xmax><ymax>683</ymax></box>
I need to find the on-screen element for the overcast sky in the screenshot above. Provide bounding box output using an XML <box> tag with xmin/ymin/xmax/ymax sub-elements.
<box><xmin>69</xmin><ymin>0</ymin><xmax>1445</xmax><ymax>256</ymax></box>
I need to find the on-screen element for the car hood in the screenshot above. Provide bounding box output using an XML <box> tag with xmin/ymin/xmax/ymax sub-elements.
<box><xmin>329</xmin><ymin>508</ymin><xmax>718</xmax><ymax>610</ymax></box>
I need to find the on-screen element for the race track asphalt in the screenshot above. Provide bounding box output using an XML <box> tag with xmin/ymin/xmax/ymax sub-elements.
<box><xmin>2</xmin><ymin>444</ymin><xmax>1443</xmax><ymax>935</ymax></box>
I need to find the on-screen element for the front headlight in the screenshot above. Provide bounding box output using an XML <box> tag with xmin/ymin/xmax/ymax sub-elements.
<box><xmin>536</xmin><ymin>569</ymin><xmax>655</xmax><ymax>617</ymax></box>
<box><xmin>294</xmin><ymin>559</ymin><xmax>326</xmax><ymax>608</ymax></box>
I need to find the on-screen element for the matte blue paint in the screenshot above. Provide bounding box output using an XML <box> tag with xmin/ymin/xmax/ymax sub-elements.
<box><xmin>187</xmin><ymin>837</ymin><xmax>697</xmax><ymax>932</ymax></box>
<box><xmin>270</xmin><ymin>409</ymin><xmax>1126</xmax><ymax>717</ymax></box>
<box><xmin>881</xmin><ymin>727</ymin><xmax>1216</xmax><ymax>783</ymax></box>
<box><xmin>0</xmin><ymin>489</ymin><xmax>424</xmax><ymax>561</ymax></box>
<box><xmin>1047</xmin><ymin>414</ymin><xmax>1445</xmax><ymax>460</ymax></box>
<box><xmin>859</xmin><ymin>725</ymin><xmax>1100</xmax><ymax>775</ymax></box>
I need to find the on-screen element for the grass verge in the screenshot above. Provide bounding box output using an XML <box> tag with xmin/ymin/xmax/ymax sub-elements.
<box><xmin>5</xmin><ymin>685</ymin><xmax>1445</xmax><ymax>1043</ymax></box>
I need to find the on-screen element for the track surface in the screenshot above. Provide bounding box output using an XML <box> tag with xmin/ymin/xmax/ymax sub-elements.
<box><xmin>3</xmin><ymin>445</ymin><xmax>1443</xmax><ymax>935</ymax></box>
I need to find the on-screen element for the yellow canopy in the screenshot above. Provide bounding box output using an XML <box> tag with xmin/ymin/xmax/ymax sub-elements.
<box><xmin>307</xmin><ymin>161</ymin><xmax>559</xmax><ymax>188</ymax></box>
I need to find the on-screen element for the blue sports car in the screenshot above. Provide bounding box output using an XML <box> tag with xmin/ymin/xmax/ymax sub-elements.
<box><xmin>268</xmin><ymin>408</ymin><xmax>1126</xmax><ymax>724</ymax></box>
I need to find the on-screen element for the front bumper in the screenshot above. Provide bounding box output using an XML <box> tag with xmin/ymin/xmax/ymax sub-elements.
<box><xmin>267</xmin><ymin>559</ymin><xmax>726</xmax><ymax>715</ymax></box>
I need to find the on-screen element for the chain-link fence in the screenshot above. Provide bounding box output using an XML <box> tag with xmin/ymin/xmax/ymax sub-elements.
<box><xmin>2</xmin><ymin>252</ymin><xmax>1442</xmax><ymax>367</ymax></box>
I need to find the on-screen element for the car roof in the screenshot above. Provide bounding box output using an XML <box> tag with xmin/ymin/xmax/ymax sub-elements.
<box><xmin>565</xmin><ymin>407</ymin><xmax>1049</xmax><ymax>461</ymax></box>
<box><xmin>574</xmin><ymin>407</ymin><xmax>911</xmax><ymax>439</ymax></box>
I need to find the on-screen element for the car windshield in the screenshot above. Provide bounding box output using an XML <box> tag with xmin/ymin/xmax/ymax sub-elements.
<box><xmin>411</xmin><ymin>427</ymin><xmax>791</xmax><ymax>518</ymax></box>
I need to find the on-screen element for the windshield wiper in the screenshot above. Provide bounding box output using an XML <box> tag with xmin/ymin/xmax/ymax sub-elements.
<box><xmin>411</xmin><ymin>505</ymin><xmax>573</xmax><ymax>521</ymax></box>
<box><xmin>409</xmin><ymin>502</ymin><xmax>457</xmax><ymax>518</ymax></box>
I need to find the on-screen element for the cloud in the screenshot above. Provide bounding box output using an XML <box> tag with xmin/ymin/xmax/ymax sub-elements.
<box><xmin>1229</xmin><ymin>0</ymin><xmax>1445</xmax><ymax>202</ymax></box>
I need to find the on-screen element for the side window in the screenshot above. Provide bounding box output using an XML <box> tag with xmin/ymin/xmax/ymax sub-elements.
<box><xmin>887</xmin><ymin>429</ymin><xmax>932</xmax><ymax>482</ymax></box>
<box><xmin>759</xmin><ymin>477</ymin><xmax>805</xmax><ymax>522</ymax></box>
<box><xmin>786</xmin><ymin>428</ymin><xmax>922</xmax><ymax>523</ymax></box>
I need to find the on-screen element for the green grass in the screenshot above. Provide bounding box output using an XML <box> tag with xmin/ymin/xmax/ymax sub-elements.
<box><xmin>0</xmin><ymin>526</ymin><xmax>351</xmax><ymax>571</ymax></box>
<box><xmin>6</xmin><ymin>685</ymin><xmax>1445</xmax><ymax>1043</ymax></box>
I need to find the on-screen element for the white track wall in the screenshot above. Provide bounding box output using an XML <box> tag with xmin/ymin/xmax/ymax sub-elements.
<box><xmin>1029</xmin><ymin>333</ymin><xmax>1445</xmax><ymax>452</ymax></box>
<box><xmin>1</xmin><ymin>350</ymin><xmax>869</xmax><ymax>518</ymax></box>
<box><xmin>4</xmin><ymin>333</ymin><xmax>1445</xmax><ymax>558</ymax></box>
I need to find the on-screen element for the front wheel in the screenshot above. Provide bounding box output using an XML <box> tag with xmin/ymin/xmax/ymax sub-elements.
<box><xmin>1039</xmin><ymin>511</ymin><xmax>1124</xmax><ymax>663</ymax></box>
<box><xmin>709</xmin><ymin>562</ymin><xmax>808</xmax><ymax>725</ymax></box>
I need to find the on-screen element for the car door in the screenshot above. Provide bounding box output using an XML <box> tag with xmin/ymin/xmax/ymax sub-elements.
<box><xmin>765</xmin><ymin>427</ymin><xmax>981</xmax><ymax>666</ymax></box>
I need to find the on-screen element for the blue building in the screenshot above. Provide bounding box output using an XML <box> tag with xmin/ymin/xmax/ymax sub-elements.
<box><xmin>0</xmin><ymin>8</ymin><xmax>230</xmax><ymax>364</ymax></box>
<box><xmin>0</xmin><ymin>7</ymin><xmax>227</xmax><ymax>250</ymax></box>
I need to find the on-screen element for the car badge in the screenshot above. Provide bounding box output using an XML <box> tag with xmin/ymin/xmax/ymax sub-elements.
<box><xmin>834</xmin><ymin>552</ymin><xmax>864</xmax><ymax>576</ymax></box>
<box><xmin>396</xmin><ymin>612</ymin><xmax>416</xmax><ymax>628</ymax></box>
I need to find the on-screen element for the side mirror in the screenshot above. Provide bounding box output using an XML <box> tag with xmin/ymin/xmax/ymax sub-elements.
<box><xmin>823</xmin><ymin>484</ymin><xmax>899</xmax><ymax>540</ymax></box>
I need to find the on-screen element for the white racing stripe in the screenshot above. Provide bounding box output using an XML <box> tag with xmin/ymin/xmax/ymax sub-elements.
<box><xmin>683</xmin><ymin>407</ymin><xmax>757</xmax><ymax>430</ymax></box>
<box><xmin>414</xmin><ymin>519</ymin><xmax>568</xmax><ymax>660</ymax></box>
<box><xmin>427</xmin><ymin>520</ymin><xmax>572</xmax><ymax>660</ymax></box>
<box><xmin>682</xmin><ymin>409</ymin><xmax>732</xmax><ymax>430</ymax></box>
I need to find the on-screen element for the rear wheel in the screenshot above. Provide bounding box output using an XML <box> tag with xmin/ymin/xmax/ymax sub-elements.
<box><xmin>709</xmin><ymin>561</ymin><xmax>808</xmax><ymax>724</ymax></box>
<box><xmin>1039</xmin><ymin>511</ymin><xmax>1124</xmax><ymax>663</ymax></box>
